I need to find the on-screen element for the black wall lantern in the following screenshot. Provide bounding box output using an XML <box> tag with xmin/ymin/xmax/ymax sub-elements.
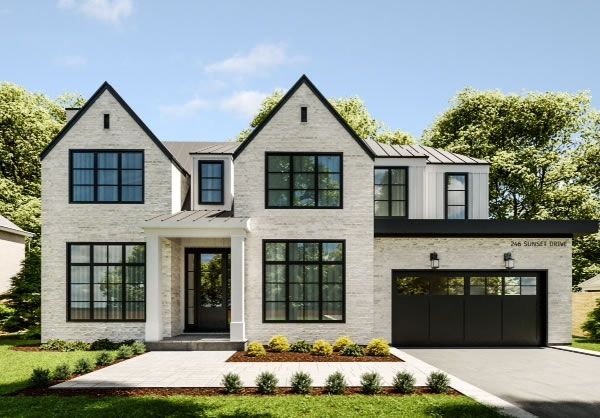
<box><xmin>430</xmin><ymin>252</ymin><xmax>440</xmax><ymax>269</ymax></box>
<box><xmin>504</xmin><ymin>252</ymin><xmax>515</xmax><ymax>269</ymax></box>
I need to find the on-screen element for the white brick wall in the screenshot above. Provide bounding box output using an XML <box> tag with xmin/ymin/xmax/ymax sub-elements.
<box><xmin>234</xmin><ymin>82</ymin><xmax>375</xmax><ymax>344</ymax></box>
<box><xmin>374</xmin><ymin>237</ymin><xmax>572</xmax><ymax>344</ymax></box>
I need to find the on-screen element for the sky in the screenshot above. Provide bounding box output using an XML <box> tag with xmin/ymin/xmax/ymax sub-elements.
<box><xmin>1</xmin><ymin>0</ymin><xmax>599</xmax><ymax>142</ymax></box>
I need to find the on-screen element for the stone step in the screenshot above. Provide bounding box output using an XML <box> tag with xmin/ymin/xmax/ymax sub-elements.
<box><xmin>146</xmin><ymin>340</ymin><xmax>246</xmax><ymax>351</ymax></box>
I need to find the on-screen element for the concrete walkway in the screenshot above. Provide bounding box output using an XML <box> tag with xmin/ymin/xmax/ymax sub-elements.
<box><xmin>402</xmin><ymin>347</ymin><xmax>600</xmax><ymax>418</ymax></box>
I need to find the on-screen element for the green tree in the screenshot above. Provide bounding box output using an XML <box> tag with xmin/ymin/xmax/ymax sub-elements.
<box><xmin>423</xmin><ymin>88</ymin><xmax>600</xmax><ymax>287</ymax></box>
<box><xmin>236</xmin><ymin>90</ymin><xmax>415</xmax><ymax>145</ymax></box>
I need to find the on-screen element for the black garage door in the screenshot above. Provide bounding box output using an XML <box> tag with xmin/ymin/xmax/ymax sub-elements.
<box><xmin>391</xmin><ymin>271</ymin><xmax>545</xmax><ymax>346</ymax></box>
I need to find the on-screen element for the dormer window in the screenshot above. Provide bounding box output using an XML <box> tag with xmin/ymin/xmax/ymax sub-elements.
<box><xmin>199</xmin><ymin>160</ymin><xmax>224</xmax><ymax>205</ymax></box>
<box><xmin>445</xmin><ymin>173</ymin><xmax>468</xmax><ymax>219</ymax></box>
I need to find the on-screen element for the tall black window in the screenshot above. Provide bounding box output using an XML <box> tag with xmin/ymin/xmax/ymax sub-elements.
<box><xmin>264</xmin><ymin>240</ymin><xmax>344</xmax><ymax>322</ymax></box>
<box><xmin>68</xmin><ymin>243</ymin><xmax>145</xmax><ymax>321</ymax></box>
<box><xmin>198</xmin><ymin>161</ymin><xmax>224</xmax><ymax>204</ymax></box>
<box><xmin>374</xmin><ymin>167</ymin><xmax>408</xmax><ymax>217</ymax></box>
<box><xmin>266</xmin><ymin>153</ymin><xmax>342</xmax><ymax>208</ymax></box>
<box><xmin>103</xmin><ymin>114</ymin><xmax>110</xmax><ymax>129</ymax></box>
<box><xmin>70</xmin><ymin>150</ymin><xmax>144</xmax><ymax>203</ymax></box>
<box><xmin>445</xmin><ymin>173</ymin><xmax>468</xmax><ymax>219</ymax></box>
<box><xmin>300</xmin><ymin>106</ymin><xmax>308</xmax><ymax>122</ymax></box>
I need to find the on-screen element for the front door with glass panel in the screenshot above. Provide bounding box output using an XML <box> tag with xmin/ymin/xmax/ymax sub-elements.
<box><xmin>185</xmin><ymin>249</ymin><xmax>230</xmax><ymax>332</ymax></box>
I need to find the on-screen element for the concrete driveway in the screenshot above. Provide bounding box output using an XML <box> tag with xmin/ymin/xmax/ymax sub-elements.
<box><xmin>402</xmin><ymin>347</ymin><xmax>600</xmax><ymax>418</ymax></box>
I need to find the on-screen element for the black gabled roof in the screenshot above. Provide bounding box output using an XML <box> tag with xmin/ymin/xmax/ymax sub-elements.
<box><xmin>40</xmin><ymin>82</ymin><xmax>189</xmax><ymax>176</ymax></box>
<box><xmin>232</xmin><ymin>74</ymin><xmax>376</xmax><ymax>160</ymax></box>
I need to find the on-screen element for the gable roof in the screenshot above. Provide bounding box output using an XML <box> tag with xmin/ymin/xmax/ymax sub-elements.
<box><xmin>580</xmin><ymin>274</ymin><xmax>600</xmax><ymax>291</ymax></box>
<box><xmin>232</xmin><ymin>74</ymin><xmax>376</xmax><ymax>160</ymax></box>
<box><xmin>364</xmin><ymin>139</ymin><xmax>489</xmax><ymax>164</ymax></box>
<box><xmin>0</xmin><ymin>214</ymin><xmax>34</xmax><ymax>237</ymax></box>
<box><xmin>40</xmin><ymin>82</ymin><xmax>189</xmax><ymax>176</ymax></box>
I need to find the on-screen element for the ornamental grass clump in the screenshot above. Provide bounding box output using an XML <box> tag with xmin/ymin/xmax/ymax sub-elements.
<box><xmin>290</xmin><ymin>340</ymin><xmax>311</xmax><ymax>353</ymax></box>
<box><xmin>360</xmin><ymin>372</ymin><xmax>383</xmax><ymax>395</ymax></box>
<box><xmin>268</xmin><ymin>335</ymin><xmax>290</xmax><ymax>352</ymax></box>
<box><xmin>427</xmin><ymin>371</ymin><xmax>450</xmax><ymax>394</ymax></box>
<box><xmin>73</xmin><ymin>358</ymin><xmax>94</xmax><ymax>375</ymax></box>
<box><xmin>221</xmin><ymin>372</ymin><xmax>243</xmax><ymax>394</ymax></box>
<box><xmin>393</xmin><ymin>371</ymin><xmax>416</xmax><ymax>394</ymax></box>
<box><xmin>324</xmin><ymin>371</ymin><xmax>347</xmax><ymax>395</ymax></box>
<box><xmin>311</xmin><ymin>340</ymin><xmax>333</xmax><ymax>356</ymax></box>
<box><xmin>116</xmin><ymin>344</ymin><xmax>134</xmax><ymax>359</ymax></box>
<box><xmin>131</xmin><ymin>341</ymin><xmax>146</xmax><ymax>355</ymax></box>
<box><xmin>52</xmin><ymin>363</ymin><xmax>72</xmax><ymax>381</ymax></box>
<box><xmin>333</xmin><ymin>336</ymin><xmax>354</xmax><ymax>352</ymax></box>
<box><xmin>247</xmin><ymin>341</ymin><xmax>267</xmax><ymax>357</ymax></box>
<box><xmin>340</xmin><ymin>343</ymin><xmax>364</xmax><ymax>357</ymax></box>
<box><xmin>365</xmin><ymin>338</ymin><xmax>390</xmax><ymax>356</ymax></box>
<box><xmin>290</xmin><ymin>371</ymin><xmax>312</xmax><ymax>394</ymax></box>
<box><xmin>30</xmin><ymin>368</ymin><xmax>51</xmax><ymax>388</ymax></box>
<box><xmin>96</xmin><ymin>351</ymin><xmax>114</xmax><ymax>366</ymax></box>
<box><xmin>256</xmin><ymin>371</ymin><xmax>278</xmax><ymax>395</ymax></box>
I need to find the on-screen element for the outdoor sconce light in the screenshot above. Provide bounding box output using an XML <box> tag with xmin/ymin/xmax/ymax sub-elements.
<box><xmin>430</xmin><ymin>252</ymin><xmax>440</xmax><ymax>269</ymax></box>
<box><xmin>504</xmin><ymin>252</ymin><xmax>515</xmax><ymax>269</ymax></box>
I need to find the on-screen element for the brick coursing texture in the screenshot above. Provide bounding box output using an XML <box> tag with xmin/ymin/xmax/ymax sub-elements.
<box><xmin>374</xmin><ymin>237</ymin><xmax>573</xmax><ymax>344</ymax></box>
<box><xmin>235</xmin><ymin>83</ymin><xmax>376</xmax><ymax>344</ymax></box>
<box><xmin>41</xmin><ymin>89</ymin><xmax>182</xmax><ymax>342</ymax></box>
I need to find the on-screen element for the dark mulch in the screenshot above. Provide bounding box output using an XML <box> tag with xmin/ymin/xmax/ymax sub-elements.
<box><xmin>14</xmin><ymin>386</ymin><xmax>459</xmax><ymax>397</ymax></box>
<box><xmin>11</xmin><ymin>345</ymin><xmax>42</xmax><ymax>352</ymax></box>
<box><xmin>228</xmin><ymin>350</ymin><xmax>402</xmax><ymax>362</ymax></box>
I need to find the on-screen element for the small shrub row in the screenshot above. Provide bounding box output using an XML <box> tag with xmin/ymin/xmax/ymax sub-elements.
<box><xmin>220</xmin><ymin>370</ymin><xmax>450</xmax><ymax>395</ymax></box>
<box><xmin>40</xmin><ymin>338</ymin><xmax>145</xmax><ymax>352</ymax></box>
<box><xmin>247</xmin><ymin>336</ymin><xmax>391</xmax><ymax>357</ymax></box>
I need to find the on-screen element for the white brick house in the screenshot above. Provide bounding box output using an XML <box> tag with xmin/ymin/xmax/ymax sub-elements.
<box><xmin>40</xmin><ymin>75</ymin><xmax>597</xmax><ymax>348</ymax></box>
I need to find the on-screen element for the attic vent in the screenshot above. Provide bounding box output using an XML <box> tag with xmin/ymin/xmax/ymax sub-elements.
<box><xmin>300</xmin><ymin>106</ymin><xmax>307</xmax><ymax>123</ymax></box>
<box><xmin>103</xmin><ymin>114</ymin><xmax>110</xmax><ymax>129</ymax></box>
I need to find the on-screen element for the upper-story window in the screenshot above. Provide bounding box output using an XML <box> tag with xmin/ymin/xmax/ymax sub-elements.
<box><xmin>70</xmin><ymin>150</ymin><xmax>144</xmax><ymax>203</ymax></box>
<box><xmin>198</xmin><ymin>160</ymin><xmax>224</xmax><ymax>205</ymax></box>
<box><xmin>445</xmin><ymin>173</ymin><xmax>468</xmax><ymax>219</ymax></box>
<box><xmin>374</xmin><ymin>167</ymin><xmax>408</xmax><ymax>217</ymax></box>
<box><xmin>266</xmin><ymin>153</ymin><xmax>342</xmax><ymax>208</ymax></box>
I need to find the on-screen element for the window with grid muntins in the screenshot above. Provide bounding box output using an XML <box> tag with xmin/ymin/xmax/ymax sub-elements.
<box><xmin>263</xmin><ymin>240</ymin><xmax>344</xmax><ymax>322</ymax></box>
<box><xmin>70</xmin><ymin>150</ymin><xmax>144</xmax><ymax>203</ymax></box>
<box><xmin>266</xmin><ymin>153</ymin><xmax>342</xmax><ymax>208</ymax></box>
<box><xmin>445</xmin><ymin>173</ymin><xmax>468</xmax><ymax>219</ymax></box>
<box><xmin>374</xmin><ymin>167</ymin><xmax>408</xmax><ymax>217</ymax></box>
<box><xmin>68</xmin><ymin>243</ymin><xmax>145</xmax><ymax>321</ymax></box>
<box><xmin>198</xmin><ymin>161</ymin><xmax>224</xmax><ymax>204</ymax></box>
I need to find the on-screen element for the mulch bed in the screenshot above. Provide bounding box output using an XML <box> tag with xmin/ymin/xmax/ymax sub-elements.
<box><xmin>227</xmin><ymin>351</ymin><xmax>402</xmax><ymax>362</ymax></box>
<box><xmin>11</xmin><ymin>345</ymin><xmax>42</xmax><ymax>352</ymax></box>
<box><xmin>14</xmin><ymin>387</ymin><xmax>460</xmax><ymax>397</ymax></box>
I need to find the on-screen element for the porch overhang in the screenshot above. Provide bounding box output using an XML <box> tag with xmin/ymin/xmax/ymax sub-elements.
<box><xmin>141</xmin><ymin>210</ymin><xmax>249</xmax><ymax>237</ymax></box>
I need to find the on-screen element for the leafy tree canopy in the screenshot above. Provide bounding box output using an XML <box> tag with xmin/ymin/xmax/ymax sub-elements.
<box><xmin>236</xmin><ymin>90</ymin><xmax>415</xmax><ymax>145</ymax></box>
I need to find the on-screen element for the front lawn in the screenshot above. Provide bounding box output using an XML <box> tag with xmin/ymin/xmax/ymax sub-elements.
<box><xmin>0</xmin><ymin>394</ymin><xmax>502</xmax><ymax>418</ymax></box>
<box><xmin>0</xmin><ymin>335</ymin><xmax>114</xmax><ymax>395</ymax></box>
<box><xmin>572</xmin><ymin>336</ymin><xmax>600</xmax><ymax>353</ymax></box>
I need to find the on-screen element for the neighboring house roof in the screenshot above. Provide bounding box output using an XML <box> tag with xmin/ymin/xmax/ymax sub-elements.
<box><xmin>365</xmin><ymin>139</ymin><xmax>489</xmax><ymax>164</ymax></box>
<box><xmin>232</xmin><ymin>74</ymin><xmax>377</xmax><ymax>160</ymax></box>
<box><xmin>0</xmin><ymin>214</ymin><xmax>34</xmax><ymax>237</ymax></box>
<box><xmin>40</xmin><ymin>82</ymin><xmax>189</xmax><ymax>177</ymax></box>
<box><xmin>579</xmin><ymin>275</ymin><xmax>600</xmax><ymax>291</ymax></box>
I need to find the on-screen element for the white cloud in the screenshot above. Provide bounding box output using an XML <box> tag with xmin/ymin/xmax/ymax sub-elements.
<box><xmin>58</xmin><ymin>0</ymin><xmax>133</xmax><ymax>25</ymax></box>
<box><xmin>54</xmin><ymin>54</ymin><xmax>87</xmax><ymax>69</ymax></box>
<box><xmin>220</xmin><ymin>90</ymin><xmax>268</xmax><ymax>118</ymax></box>
<box><xmin>205</xmin><ymin>43</ymin><xmax>303</xmax><ymax>77</ymax></box>
<box><xmin>159</xmin><ymin>98</ymin><xmax>209</xmax><ymax>118</ymax></box>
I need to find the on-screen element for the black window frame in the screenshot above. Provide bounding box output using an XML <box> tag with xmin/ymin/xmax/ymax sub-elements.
<box><xmin>66</xmin><ymin>242</ymin><xmax>146</xmax><ymax>322</ymax></box>
<box><xmin>300</xmin><ymin>106</ymin><xmax>308</xmax><ymax>122</ymax></box>
<box><xmin>374</xmin><ymin>166</ymin><xmax>409</xmax><ymax>218</ymax></box>
<box><xmin>444</xmin><ymin>172</ymin><xmax>468</xmax><ymax>220</ymax></box>
<box><xmin>263</xmin><ymin>239</ymin><xmax>346</xmax><ymax>323</ymax></box>
<box><xmin>265</xmin><ymin>152</ymin><xmax>343</xmax><ymax>209</ymax></box>
<box><xmin>69</xmin><ymin>149</ymin><xmax>145</xmax><ymax>204</ymax></box>
<box><xmin>103</xmin><ymin>113</ymin><xmax>110</xmax><ymax>129</ymax></box>
<box><xmin>198</xmin><ymin>160</ymin><xmax>225</xmax><ymax>205</ymax></box>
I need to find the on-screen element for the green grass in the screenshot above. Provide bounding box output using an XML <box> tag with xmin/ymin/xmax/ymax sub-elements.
<box><xmin>0</xmin><ymin>335</ymin><xmax>114</xmax><ymax>395</ymax></box>
<box><xmin>572</xmin><ymin>336</ymin><xmax>600</xmax><ymax>352</ymax></box>
<box><xmin>0</xmin><ymin>395</ymin><xmax>502</xmax><ymax>418</ymax></box>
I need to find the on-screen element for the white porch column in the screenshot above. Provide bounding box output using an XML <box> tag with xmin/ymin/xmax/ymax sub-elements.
<box><xmin>145</xmin><ymin>233</ymin><xmax>163</xmax><ymax>342</ymax></box>
<box><xmin>230</xmin><ymin>234</ymin><xmax>246</xmax><ymax>341</ymax></box>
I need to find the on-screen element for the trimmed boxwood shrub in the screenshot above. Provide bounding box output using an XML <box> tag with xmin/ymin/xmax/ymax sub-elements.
<box><xmin>360</xmin><ymin>372</ymin><xmax>383</xmax><ymax>395</ymax></box>
<box><xmin>247</xmin><ymin>341</ymin><xmax>267</xmax><ymax>357</ymax></box>
<box><xmin>333</xmin><ymin>336</ymin><xmax>354</xmax><ymax>352</ymax></box>
<box><xmin>52</xmin><ymin>363</ymin><xmax>72</xmax><ymax>381</ymax></box>
<box><xmin>30</xmin><ymin>368</ymin><xmax>51</xmax><ymax>388</ymax></box>
<box><xmin>131</xmin><ymin>341</ymin><xmax>146</xmax><ymax>355</ymax></box>
<box><xmin>116</xmin><ymin>344</ymin><xmax>134</xmax><ymax>359</ymax></box>
<box><xmin>96</xmin><ymin>351</ymin><xmax>114</xmax><ymax>366</ymax></box>
<box><xmin>73</xmin><ymin>358</ymin><xmax>94</xmax><ymax>375</ymax></box>
<box><xmin>90</xmin><ymin>338</ymin><xmax>119</xmax><ymax>351</ymax></box>
<box><xmin>41</xmin><ymin>339</ymin><xmax>90</xmax><ymax>352</ymax></box>
<box><xmin>268</xmin><ymin>335</ymin><xmax>290</xmax><ymax>352</ymax></box>
<box><xmin>325</xmin><ymin>371</ymin><xmax>347</xmax><ymax>395</ymax></box>
<box><xmin>221</xmin><ymin>372</ymin><xmax>243</xmax><ymax>394</ymax></box>
<box><xmin>427</xmin><ymin>371</ymin><xmax>450</xmax><ymax>394</ymax></box>
<box><xmin>290</xmin><ymin>371</ymin><xmax>312</xmax><ymax>394</ymax></box>
<box><xmin>340</xmin><ymin>343</ymin><xmax>364</xmax><ymax>357</ymax></box>
<box><xmin>256</xmin><ymin>371</ymin><xmax>278</xmax><ymax>394</ymax></box>
<box><xmin>311</xmin><ymin>340</ymin><xmax>333</xmax><ymax>356</ymax></box>
<box><xmin>290</xmin><ymin>340</ymin><xmax>311</xmax><ymax>353</ymax></box>
<box><xmin>393</xmin><ymin>371</ymin><xmax>416</xmax><ymax>394</ymax></box>
<box><xmin>365</xmin><ymin>338</ymin><xmax>390</xmax><ymax>356</ymax></box>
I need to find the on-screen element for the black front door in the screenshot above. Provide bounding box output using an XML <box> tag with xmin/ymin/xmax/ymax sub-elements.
<box><xmin>185</xmin><ymin>249</ymin><xmax>230</xmax><ymax>332</ymax></box>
